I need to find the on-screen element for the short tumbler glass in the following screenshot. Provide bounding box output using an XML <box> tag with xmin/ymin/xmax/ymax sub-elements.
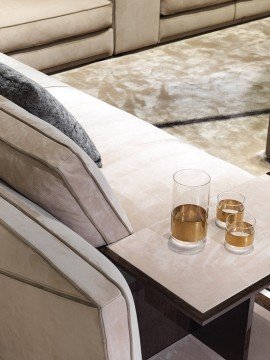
<box><xmin>225</xmin><ymin>213</ymin><xmax>256</xmax><ymax>254</ymax></box>
<box><xmin>216</xmin><ymin>192</ymin><xmax>245</xmax><ymax>229</ymax></box>
<box><xmin>169</xmin><ymin>169</ymin><xmax>210</xmax><ymax>254</ymax></box>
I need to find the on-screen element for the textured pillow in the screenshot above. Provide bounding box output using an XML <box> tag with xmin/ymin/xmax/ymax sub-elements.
<box><xmin>0</xmin><ymin>96</ymin><xmax>132</xmax><ymax>247</ymax></box>
<box><xmin>0</xmin><ymin>62</ymin><xmax>102</xmax><ymax>167</ymax></box>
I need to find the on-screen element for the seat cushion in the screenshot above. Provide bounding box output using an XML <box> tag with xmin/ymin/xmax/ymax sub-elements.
<box><xmin>160</xmin><ymin>0</ymin><xmax>230</xmax><ymax>15</ymax></box>
<box><xmin>0</xmin><ymin>0</ymin><xmax>112</xmax><ymax>53</ymax></box>
<box><xmin>11</xmin><ymin>29</ymin><xmax>114</xmax><ymax>73</ymax></box>
<box><xmin>160</xmin><ymin>2</ymin><xmax>235</xmax><ymax>41</ymax></box>
<box><xmin>0</xmin><ymin>63</ymin><xmax>102</xmax><ymax>167</ymax></box>
<box><xmin>0</xmin><ymin>96</ymin><xmax>132</xmax><ymax>247</ymax></box>
<box><xmin>45</xmin><ymin>86</ymin><xmax>254</xmax><ymax>233</ymax></box>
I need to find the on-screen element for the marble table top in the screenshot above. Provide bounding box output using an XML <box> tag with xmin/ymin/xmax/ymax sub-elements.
<box><xmin>109</xmin><ymin>175</ymin><xmax>270</xmax><ymax>323</ymax></box>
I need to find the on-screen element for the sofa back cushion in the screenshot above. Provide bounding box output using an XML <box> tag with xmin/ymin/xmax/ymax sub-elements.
<box><xmin>0</xmin><ymin>182</ymin><xmax>141</xmax><ymax>360</ymax></box>
<box><xmin>0</xmin><ymin>62</ymin><xmax>102</xmax><ymax>167</ymax></box>
<box><xmin>0</xmin><ymin>96</ymin><xmax>132</xmax><ymax>247</ymax></box>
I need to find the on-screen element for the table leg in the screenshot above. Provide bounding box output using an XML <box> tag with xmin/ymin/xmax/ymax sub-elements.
<box><xmin>193</xmin><ymin>296</ymin><xmax>255</xmax><ymax>360</ymax></box>
<box><xmin>129</xmin><ymin>277</ymin><xmax>194</xmax><ymax>359</ymax></box>
<box><xmin>266</xmin><ymin>116</ymin><xmax>270</xmax><ymax>159</ymax></box>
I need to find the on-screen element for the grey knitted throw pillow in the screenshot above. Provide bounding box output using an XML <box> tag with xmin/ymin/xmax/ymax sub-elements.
<box><xmin>0</xmin><ymin>63</ymin><xmax>102</xmax><ymax>167</ymax></box>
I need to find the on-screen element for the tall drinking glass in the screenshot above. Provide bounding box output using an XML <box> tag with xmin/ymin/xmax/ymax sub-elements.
<box><xmin>169</xmin><ymin>169</ymin><xmax>211</xmax><ymax>254</ymax></box>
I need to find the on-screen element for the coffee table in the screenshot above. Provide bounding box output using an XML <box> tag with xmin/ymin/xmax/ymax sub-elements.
<box><xmin>103</xmin><ymin>175</ymin><xmax>270</xmax><ymax>360</ymax></box>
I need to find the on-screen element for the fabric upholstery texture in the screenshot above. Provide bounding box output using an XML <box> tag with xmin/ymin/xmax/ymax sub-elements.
<box><xmin>0</xmin><ymin>180</ymin><xmax>141</xmax><ymax>359</ymax></box>
<box><xmin>45</xmin><ymin>86</ymin><xmax>254</xmax><ymax>233</ymax></box>
<box><xmin>11</xmin><ymin>29</ymin><xmax>114</xmax><ymax>72</ymax></box>
<box><xmin>0</xmin><ymin>186</ymin><xmax>141</xmax><ymax>359</ymax></box>
<box><xmin>0</xmin><ymin>62</ymin><xmax>102</xmax><ymax>166</ymax></box>
<box><xmin>0</xmin><ymin>96</ymin><xmax>132</xmax><ymax>247</ymax></box>
<box><xmin>114</xmin><ymin>0</ymin><xmax>160</xmax><ymax>53</ymax></box>
<box><xmin>160</xmin><ymin>3</ymin><xmax>235</xmax><ymax>41</ymax></box>
<box><xmin>0</xmin><ymin>0</ymin><xmax>112</xmax><ymax>53</ymax></box>
<box><xmin>0</xmin><ymin>54</ymin><xmax>253</xmax><ymax>235</ymax></box>
<box><xmin>235</xmin><ymin>0</ymin><xmax>270</xmax><ymax>19</ymax></box>
<box><xmin>160</xmin><ymin>0</ymin><xmax>230</xmax><ymax>15</ymax></box>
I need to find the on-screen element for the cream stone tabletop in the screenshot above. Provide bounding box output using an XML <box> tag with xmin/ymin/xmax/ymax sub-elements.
<box><xmin>109</xmin><ymin>175</ymin><xmax>270</xmax><ymax>321</ymax></box>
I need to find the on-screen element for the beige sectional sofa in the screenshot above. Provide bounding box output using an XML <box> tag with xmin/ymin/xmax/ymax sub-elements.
<box><xmin>0</xmin><ymin>52</ymin><xmax>257</xmax><ymax>359</ymax></box>
<box><xmin>1</xmin><ymin>0</ymin><xmax>269</xmax><ymax>71</ymax></box>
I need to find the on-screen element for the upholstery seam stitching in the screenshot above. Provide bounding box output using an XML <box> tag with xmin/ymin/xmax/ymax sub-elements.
<box><xmin>0</xmin><ymin>267</ymin><xmax>94</xmax><ymax>307</ymax></box>
<box><xmin>0</xmin><ymin>105</ymin><xmax>132</xmax><ymax>239</ymax></box>
<box><xmin>0</xmin><ymin>3</ymin><xmax>112</xmax><ymax>30</ymax></box>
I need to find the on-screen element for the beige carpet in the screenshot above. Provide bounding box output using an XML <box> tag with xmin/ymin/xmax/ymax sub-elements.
<box><xmin>166</xmin><ymin>114</ymin><xmax>270</xmax><ymax>175</ymax></box>
<box><xmin>53</xmin><ymin>18</ymin><xmax>270</xmax><ymax>175</ymax></box>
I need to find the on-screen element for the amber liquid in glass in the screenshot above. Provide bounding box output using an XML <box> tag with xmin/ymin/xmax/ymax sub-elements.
<box><xmin>171</xmin><ymin>204</ymin><xmax>207</xmax><ymax>242</ymax></box>
<box><xmin>216</xmin><ymin>199</ymin><xmax>244</xmax><ymax>223</ymax></box>
<box><xmin>226</xmin><ymin>222</ymin><xmax>254</xmax><ymax>247</ymax></box>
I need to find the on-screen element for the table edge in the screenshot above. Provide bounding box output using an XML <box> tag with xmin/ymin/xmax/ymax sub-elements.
<box><xmin>102</xmin><ymin>246</ymin><xmax>270</xmax><ymax>325</ymax></box>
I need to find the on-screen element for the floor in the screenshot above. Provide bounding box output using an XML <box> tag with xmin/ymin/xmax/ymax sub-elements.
<box><xmin>150</xmin><ymin>304</ymin><xmax>270</xmax><ymax>360</ymax></box>
<box><xmin>53</xmin><ymin>18</ymin><xmax>270</xmax><ymax>176</ymax></box>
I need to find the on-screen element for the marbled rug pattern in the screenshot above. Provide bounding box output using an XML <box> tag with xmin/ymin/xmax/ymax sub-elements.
<box><xmin>54</xmin><ymin>18</ymin><xmax>270</xmax><ymax>125</ymax></box>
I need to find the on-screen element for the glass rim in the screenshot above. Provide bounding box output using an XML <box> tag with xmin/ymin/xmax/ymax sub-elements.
<box><xmin>226</xmin><ymin>212</ymin><xmax>256</xmax><ymax>227</ymax></box>
<box><xmin>217</xmin><ymin>191</ymin><xmax>246</xmax><ymax>204</ymax></box>
<box><xmin>173</xmin><ymin>169</ymin><xmax>211</xmax><ymax>187</ymax></box>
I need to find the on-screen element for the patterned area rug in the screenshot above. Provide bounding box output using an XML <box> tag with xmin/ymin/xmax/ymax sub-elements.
<box><xmin>53</xmin><ymin>18</ymin><xmax>270</xmax><ymax>126</ymax></box>
<box><xmin>53</xmin><ymin>18</ymin><xmax>270</xmax><ymax>175</ymax></box>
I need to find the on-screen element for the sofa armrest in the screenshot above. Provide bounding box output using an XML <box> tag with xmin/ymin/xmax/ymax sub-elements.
<box><xmin>113</xmin><ymin>0</ymin><xmax>160</xmax><ymax>54</ymax></box>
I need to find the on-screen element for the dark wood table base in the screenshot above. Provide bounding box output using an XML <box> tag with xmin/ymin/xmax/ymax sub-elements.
<box><xmin>193</xmin><ymin>296</ymin><xmax>255</xmax><ymax>360</ymax></box>
<box><xmin>266</xmin><ymin>117</ymin><xmax>270</xmax><ymax>159</ymax></box>
<box><xmin>256</xmin><ymin>291</ymin><xmax>270</xmax><ymax>312</ymax></box>
<box><xmin>100</xmin><ymin>250</ymin><xmax>258</xmax><ymax>360</ymax></box>
<box><xmin>130</xmin><ymin>275</ymin><xmax>255</xmax><ymax>360</ymax></box>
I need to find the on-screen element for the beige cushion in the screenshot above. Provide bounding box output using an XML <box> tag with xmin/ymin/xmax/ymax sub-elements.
<box><xmin>45</xmin><ymin>86</ymin><xmax>254</xmax><ymax>233</ymax></box>
<box><xmin>0</xmin><ymin>0</ymin><xmax>112</xmax><ymax>53</ymax></box>
<box><xmin>235</xmin><ymin>0</ymin><xmax>270</xmax><ymax>19</ymax></box>
<box><xmin>0</xmin><ymin>184</ymin><xmax>141</xmax><ymax>360</ymax></box>
<box><xmin>160</xmin><ymin>3</ymin><xmax>235</xmax><ymax>41</ymax></box>
<box><xmin>11</xmin><ymin>29</ymin><xmax>114</xmax><ymax>72</ymax></box>
<box><xmin>0</xmin><ymin>96</ymin><xmax>132</xmax><ymax>247</ymax></box>
<box><xmin>160</xmin><ymin>0</ymin><xmax>231</xmax><ymax>15</ymax></box>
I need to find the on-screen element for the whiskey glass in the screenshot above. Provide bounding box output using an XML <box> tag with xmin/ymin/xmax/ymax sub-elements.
<box><xmin>225</xmin><ymin>213</ymin><xmax>256</xmax><ymax>254</ymax></box>
<box><xmin>169</xmin><ymin>169</ymin><xmax>210</xmax><ymax>254</ymax></box>
<box><xmin>216</xmin><ymin>192</ymin><xmax>245</xmax><ymax>229</ymax></box>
